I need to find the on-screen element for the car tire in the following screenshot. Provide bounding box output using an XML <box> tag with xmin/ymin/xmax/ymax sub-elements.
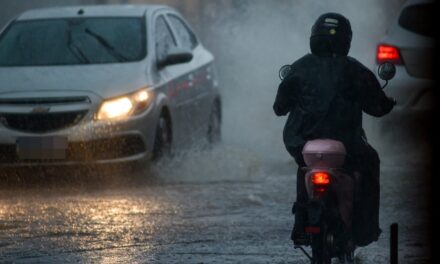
<box><xmin>152</xmin><ymin>113</ymin><xmax>172</xmax><ymax>162</ymax></box>
<box><xmin>207</xmin><ymin>101</ymin><xmax>221</xmax><ymax>145</ymax></box>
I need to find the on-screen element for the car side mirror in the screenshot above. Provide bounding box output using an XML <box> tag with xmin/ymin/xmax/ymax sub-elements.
<box><xmin>378</xmin><ymin>62</ymin><xmax>396</xmax><ymax>81</ymax></box>
<box><xmin>279</xmin><ymin>65</ymin><xmax>291</xmax><ymax>80</ymax></box>
<box><xmin>158</xmin><ymin>47</ymin><xmax>193</xmax><ymax>68</ymax></box>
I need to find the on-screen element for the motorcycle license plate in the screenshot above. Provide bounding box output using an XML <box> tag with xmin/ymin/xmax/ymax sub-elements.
<box><xmin>16</xmin><ymin>136</ymin><xmax>67</xmax><ymax>160</ymax></box>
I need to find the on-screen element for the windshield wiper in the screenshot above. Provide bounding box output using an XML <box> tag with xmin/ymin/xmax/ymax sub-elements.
<box><xmin>67</xmin><ymin>26</ymin><xmax>90</xmax><ymax>64</ymax></box>
<box><xmin>84</xmin><ymin>28</ymin><xmax>129</xmax><ymax>62</ymax></box>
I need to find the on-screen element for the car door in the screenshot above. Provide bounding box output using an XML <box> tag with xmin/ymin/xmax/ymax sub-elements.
<box><xmin>154</xmin><ymin>14</ymin><xmax>193</xmax><ymax>146</ymax></box>
<box><xmin>166</xmin><ymin>13</ymin><xmax>213</xmax><ymax>140</ymax></box>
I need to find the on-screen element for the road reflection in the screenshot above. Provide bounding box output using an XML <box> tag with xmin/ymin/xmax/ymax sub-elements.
<box><xmin>0</xmin><ymin>175</ymin><xmax>178</xmax><ymax>263</ymax></box>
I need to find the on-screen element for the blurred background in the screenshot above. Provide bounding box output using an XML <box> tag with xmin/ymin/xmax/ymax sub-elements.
<box><xmin>0</xmin><ymin>1</ymin><xmax>433</xmax><ymax>263</ymax></box>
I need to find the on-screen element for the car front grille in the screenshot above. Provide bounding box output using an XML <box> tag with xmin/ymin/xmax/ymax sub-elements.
<box><xmin>0</xmin><ymin>96</ymin><xmax>90</xmax><ymax>105</ymax></box>
<box><xmin>0</xmin><ymin>111</ymin><xmax>88</xmax><ymax>133</ymax></box>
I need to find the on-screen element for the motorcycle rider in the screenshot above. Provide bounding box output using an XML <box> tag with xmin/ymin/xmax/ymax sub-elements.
<box><xmin>273</xmin><ymin>13</ymin><xmax>396</xmax><ymax>246</ymax></box>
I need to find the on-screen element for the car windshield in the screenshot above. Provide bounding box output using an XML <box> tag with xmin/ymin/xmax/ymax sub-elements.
<box><xmin>0</xmin><ymin>17</ymin><xmax>146</xmax><ymax>66</ymax></box>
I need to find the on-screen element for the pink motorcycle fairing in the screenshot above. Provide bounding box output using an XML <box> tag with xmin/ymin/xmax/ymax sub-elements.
<box><xmin>302</xmin><ymin>139</ymin><xmax>346</xmax><ymax>168</ymax></box>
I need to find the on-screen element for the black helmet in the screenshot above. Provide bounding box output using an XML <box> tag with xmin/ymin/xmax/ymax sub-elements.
<box><xmin>310</xmin><ymin>13</ymin><xmax>352</xmax><ymax>56</ymax></box>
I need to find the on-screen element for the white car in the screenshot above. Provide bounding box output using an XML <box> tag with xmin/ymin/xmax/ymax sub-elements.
<box><xmin>0</xmin><ymin>5</ymin><xmax>221</xmax><ymax>167</ymax></box>
<box><xmin>374</xmin><ymin>0</ymin><xmax>434</xmax><ymax>143</ymax></box>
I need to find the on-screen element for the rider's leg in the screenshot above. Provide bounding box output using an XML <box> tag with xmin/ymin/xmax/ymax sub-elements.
<box><xmin>351</xmin><ymin>142</ymin><xmax>382</xmax><ymax>246</ymax></box>
<box><xmin>360</xmin><ymin>144</ymin><xmax>382</xmax><ymax>239</ymax></box>
<box><xmin>289</xmin><ymin>147</ymin><xmax>309</xmax><ymax>244</ymax></box>
<box><xmin>292</xmin><ymin>166</ymin><xmax>309</xmax><ymax>244</ymax></box>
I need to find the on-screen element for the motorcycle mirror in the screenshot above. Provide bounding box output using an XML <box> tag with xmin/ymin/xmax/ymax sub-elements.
<box><xmin>279</xmin><ymin>65</ymin><xmax>291</xmax><ymax>80</ymax></box>
<box><xmin>378</xmin><ymin>62</ymin><xmax>396</xmax><ymax>81</ymax></box>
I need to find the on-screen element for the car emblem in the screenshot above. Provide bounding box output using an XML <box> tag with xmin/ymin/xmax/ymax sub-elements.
<box><xmin>32</xmin><ymin>106</ymin><xmax>51</xmax><ymax>114</ymax></box>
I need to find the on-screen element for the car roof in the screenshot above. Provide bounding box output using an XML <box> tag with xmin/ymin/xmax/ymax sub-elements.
<box><xmin>403</xmin><ymin>0</ymin><xmax>433</xmax><ymax>8</ymax></box>
<box><xmin>15</xmin><ymin>5</ymin><xmax>169</xmax><ymax>21</ymax></box>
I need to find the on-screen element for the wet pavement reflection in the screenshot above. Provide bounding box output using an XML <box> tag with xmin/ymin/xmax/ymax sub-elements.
<box><xmin>0</xmin><ymin>146</ymin><xmax>432</xmax><ymax>263</ymax></box>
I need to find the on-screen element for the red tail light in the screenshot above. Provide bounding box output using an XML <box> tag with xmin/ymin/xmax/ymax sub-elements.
<box><xmin>377</xmin><ymin>44</ymin><xmax>402</xmax><ymax>64</ymax></box>
<box><xmin>311</xmin><ymin>172</ymin><xmax>330</xmax><ymax>197</ymax></box>
<box><xmin>312</xmin><ymin>172</ymin><xmax>330</xmax><ymax>185</ymax></box>
<box><xmin>305</xmin><ymin>226</ymin><xmax>321</xmax><ymax>234</ymax></box>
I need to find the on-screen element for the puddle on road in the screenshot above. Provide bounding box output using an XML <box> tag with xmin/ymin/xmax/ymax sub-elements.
<box><xmin>0</xmin><ymin>143</ymin><xmax>270</xmax><ymax>263</ymax></box>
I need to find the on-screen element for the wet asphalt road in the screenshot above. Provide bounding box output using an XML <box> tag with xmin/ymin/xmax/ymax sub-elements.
<box><xmin>0</xmin><ymin>145</ymin><xmax>431</xmax><ymax>263</ymax></box>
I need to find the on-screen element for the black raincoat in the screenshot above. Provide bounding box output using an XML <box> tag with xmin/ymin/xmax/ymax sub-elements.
<box><xmin>274</xmin><ymin>54</ymin><xmax>393</xmax><ymax>156</ymax></box>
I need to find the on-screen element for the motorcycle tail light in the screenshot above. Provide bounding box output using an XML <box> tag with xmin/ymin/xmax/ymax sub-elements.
<box><xmin>311</xmin><ymin>172</ymin><xmax>330</xmax><ymax>197</ymax></box>
<box><xmin>312</xmin><ymin>172</ymin><xmax>330</xmax><ymax>185</ymax></box>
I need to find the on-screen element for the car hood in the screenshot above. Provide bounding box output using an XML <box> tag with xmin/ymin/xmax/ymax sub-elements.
<box><xmin>0</xmin><ymin>63</ymin><xmax>150</xmax><ymax>99</ymax></box>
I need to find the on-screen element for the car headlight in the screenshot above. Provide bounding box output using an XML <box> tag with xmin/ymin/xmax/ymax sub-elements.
<box><xmin>96</xmin><ymin>89</ymin><xmax>152</xmax><ymax>120</ymax></box>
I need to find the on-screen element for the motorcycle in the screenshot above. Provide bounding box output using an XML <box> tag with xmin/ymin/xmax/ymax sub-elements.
<box><xmin>279</xmin><ymin>62</ymin><xmax>396</xmax><ymax>264</ymax></box>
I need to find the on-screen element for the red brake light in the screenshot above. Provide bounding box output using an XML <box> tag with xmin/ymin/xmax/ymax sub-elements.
<box><xmin>312</xmin><ymin>172</ymin><xmax>330</xmax><ymax>185</ymax></box>
<box><xmin>305</xmin><ymin>226</ymin><xmax>321</xmax><ymax>234</ymax></box>
<box><xmin>377</xmin><ymin>44</ymin><xmax>402</xmax><ymax>64</ymax></box>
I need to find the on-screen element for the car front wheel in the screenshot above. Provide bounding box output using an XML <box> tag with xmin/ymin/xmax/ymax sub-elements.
<box><xmin>152</xmin><ymin>113</ymin><xmax>172</xmax><ymax>161</ymax></box>
<box><xmin>207</xmin><ymin>102</ymin><xmax>221</xmax><ymax>145</ymax></box>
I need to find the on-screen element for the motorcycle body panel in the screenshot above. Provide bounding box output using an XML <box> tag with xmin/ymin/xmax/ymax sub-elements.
<box><xmin>301</xmin><ymin>139</ymin><xmax>359</xmax><ymax>263</ymax></box>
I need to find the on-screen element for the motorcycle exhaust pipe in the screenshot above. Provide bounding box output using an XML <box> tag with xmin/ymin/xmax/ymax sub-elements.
<box><xmin>391</xmin><ymin>223</ymin><xmax>398</xmax><ymax>264</ymax></box>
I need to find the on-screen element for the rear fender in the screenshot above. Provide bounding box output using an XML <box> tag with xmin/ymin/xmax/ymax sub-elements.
<box><xmin>305</xmin><ymin>169</ymin><xmax>356</xmax><ymax>229</ymax></box>
<box><xmin>307</xmin><ymin>200</ymin><xmax>324</xmax><ymax>226</ymax></box>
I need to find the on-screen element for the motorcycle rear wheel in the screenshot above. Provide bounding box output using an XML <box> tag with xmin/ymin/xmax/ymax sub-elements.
<box><xmin>311</xmin><ymin>225</ymin><xmax>332</xmax><ymax>264</ymax></box>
